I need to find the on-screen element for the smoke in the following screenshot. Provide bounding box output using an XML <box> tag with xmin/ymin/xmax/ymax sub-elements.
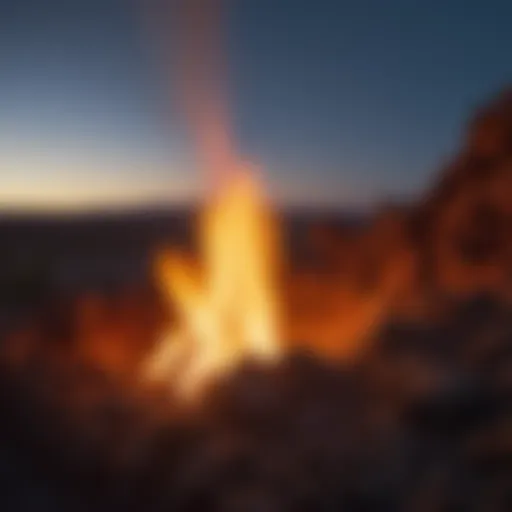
<box><xmin>144</xmin><ymin>0</ymin><xmax>237</xmax><ymax>187</ymax></box>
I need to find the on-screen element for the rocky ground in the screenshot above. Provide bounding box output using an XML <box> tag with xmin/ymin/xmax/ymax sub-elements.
<box><xmin>0</xmin><ymin>295</ymin><xmax>510</xmax><ymax>511</ymax></box>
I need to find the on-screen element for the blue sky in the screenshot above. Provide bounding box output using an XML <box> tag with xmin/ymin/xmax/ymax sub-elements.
<box><xmin>0</xmin><ymin>0</ymin><xmax>511</xmax><ymax>210</ymax></box>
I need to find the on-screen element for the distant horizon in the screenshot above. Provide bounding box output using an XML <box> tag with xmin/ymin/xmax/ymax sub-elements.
<box><xmin>0</xmin><ymin>145</ymin><xmax>428</xmax><ymax>213</ymax></box>
<box><xmin>1</xmin><ymin>176</ymin><xmax>414</xmax><ymax>217</ymax></box>
<box><xmin>0</xmin><ymin>192</ymin><xmax>382</xmax><ymax>217</ymax></box>
<box><xmin>1</xmin><ymin>155</ymin><xmax>424</xmax><ymax>214</ymax></box>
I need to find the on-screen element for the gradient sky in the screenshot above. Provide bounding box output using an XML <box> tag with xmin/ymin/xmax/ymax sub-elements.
<box><xmin>1</xmin><ymin>0</ymin><xmax>511</xmax><ymax>211</ymax></box>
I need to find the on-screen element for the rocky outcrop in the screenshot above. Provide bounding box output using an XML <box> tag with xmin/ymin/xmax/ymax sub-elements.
<box><xmin>289</xmin><ymin>88</ymin><xmax>512</xmax><ymax>357</ymax></box>
<box><xmin>415</xmin><ymin>88</ymin><xmax>512</xmax><ymax>298</ymax></box>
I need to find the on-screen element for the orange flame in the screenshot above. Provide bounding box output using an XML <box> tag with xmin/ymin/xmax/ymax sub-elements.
<box><xmin>145</xmin><ymin>168</ymin><xmax>281</xmax><ymax>397</ymax></box>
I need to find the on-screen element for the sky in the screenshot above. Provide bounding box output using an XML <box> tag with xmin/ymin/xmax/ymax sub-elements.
<box><xmin>0</xmin><ymin>0</ymin><xmax>511</xmax><ymax>211</ymax></box>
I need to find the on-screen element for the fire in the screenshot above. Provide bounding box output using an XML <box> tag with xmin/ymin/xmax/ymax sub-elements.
<box><xmin>141</xmin><ymin>0</ymin><xmax>281</xmax><ymax>397</ymax></box>
<box><xmin>145</xmin><ymin>168</ymin><xmax>281</xmax><ymax>398</ymax></box>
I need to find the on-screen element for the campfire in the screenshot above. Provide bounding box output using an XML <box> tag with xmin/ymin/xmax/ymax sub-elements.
<box><xmin>139</xmin><ymin>0</ymin><xmax>287</xmax><ymax>398</ymax></box>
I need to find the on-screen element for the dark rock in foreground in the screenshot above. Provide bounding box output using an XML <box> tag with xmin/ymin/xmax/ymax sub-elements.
<box><xmin>0</xmin><ymin>296</ymin><xmax>510</xmax><ymax>511</ymax></box>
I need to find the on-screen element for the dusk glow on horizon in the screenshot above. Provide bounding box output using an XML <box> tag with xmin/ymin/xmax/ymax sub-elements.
<box><xmin>1</xmin><ymin>0</ymin><xmax>512</xmax><ymax>211</ymax></box>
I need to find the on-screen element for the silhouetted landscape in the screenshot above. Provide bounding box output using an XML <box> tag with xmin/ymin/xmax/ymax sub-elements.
<box><xmin>0</xmin><ymin>90</ymin><xmax>511</xmax><ymax>510</ymax></box>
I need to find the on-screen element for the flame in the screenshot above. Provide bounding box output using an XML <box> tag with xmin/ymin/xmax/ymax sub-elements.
<box><xmin>141</xmin><ymin>0</ymin><xmax>280</xmax><ymax>397</ymax></box>
<box><xmin>145</xmin><ymin>168</ymin><xmax>281</xmax><ymax>397</ymax></box>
